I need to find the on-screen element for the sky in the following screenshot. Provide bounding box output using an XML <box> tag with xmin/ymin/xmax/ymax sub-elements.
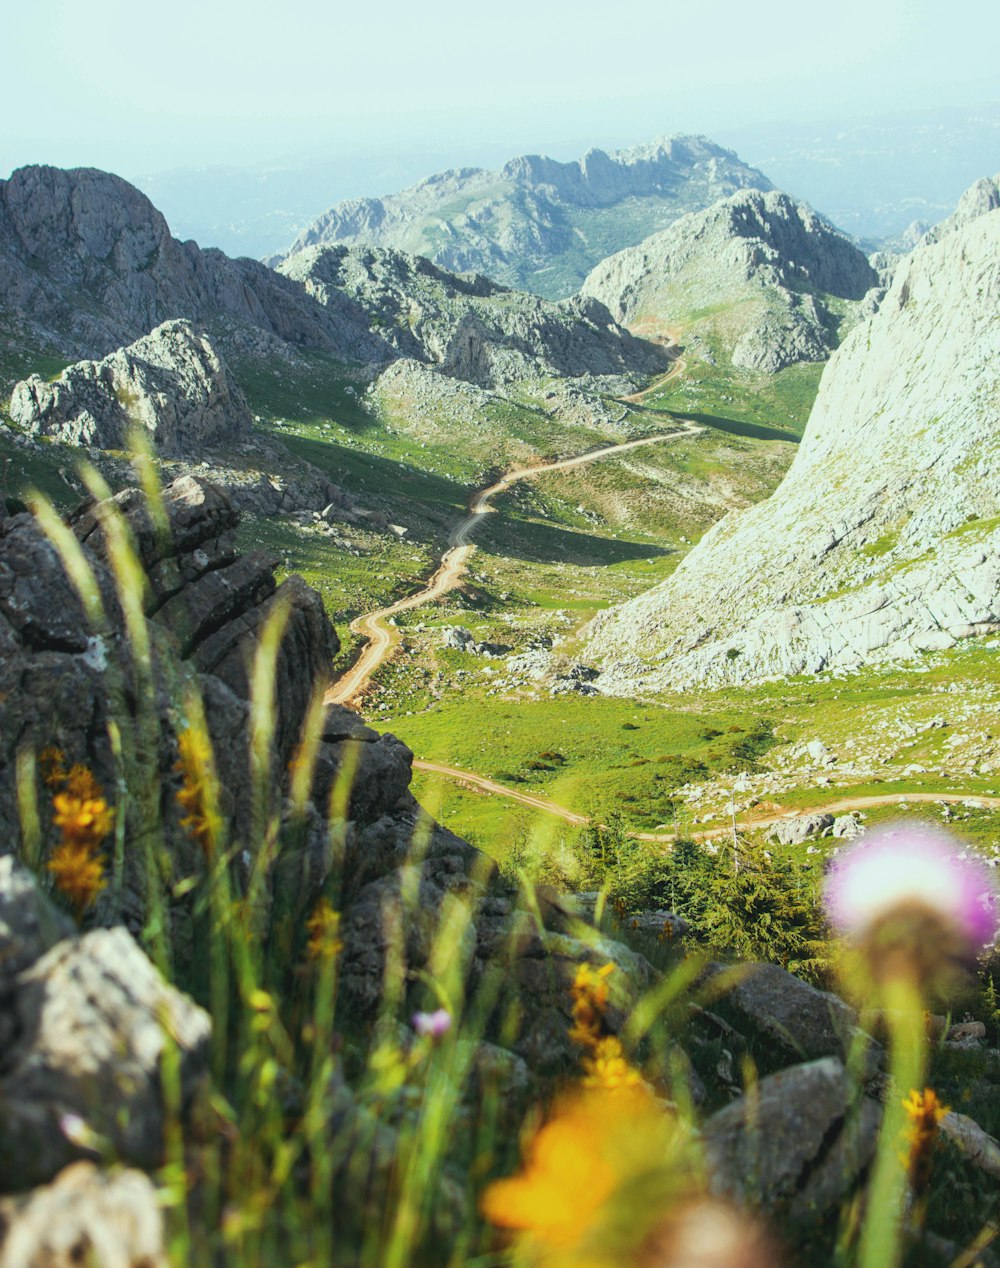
<box><xmin>3</xmin><ymin>0</ymin><xmax>998</xmax><ymax>183</ymax></box>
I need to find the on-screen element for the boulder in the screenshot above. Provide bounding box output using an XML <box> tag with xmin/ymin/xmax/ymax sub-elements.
<box><xmin>710</xmin><ymin>961</ymin><xmax>879</xmax><ymax>1070</ymax></box>
<box><xmin>0</xmin><ymin>856</ymin><xmax>73</xmax><ymax>995</ymax></box>
<box><xmin>767</xmin><ymin>813</ymin><xmax>834</xmax><ymax>845</ymax></box>
<box><xmin>0</xmin><ymin>927</ymin><xmax>211</xmax><ymax>1189</ymax></box>
<box><xmin>0</xmin><ymin>1162</ymin><xmax>166</xmax><ymax>1268</ymax></box>
<box><xmin>704</xmin><ymin>1057</ymin><xmax>881</xmax><ymax>1220</ymax></box>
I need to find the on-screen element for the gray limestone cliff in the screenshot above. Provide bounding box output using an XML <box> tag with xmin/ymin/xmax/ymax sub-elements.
<box><xmin>581</xmin><ymin>190</ymin><xmax>879</xmax><ymax>372</ymax></box>
<box><xmin>586</xmin><ymin>182</ymin><xmax>1000</xmax><ymax>689</ymax></box>
<box><xmin>8</xmin><ymin>320</ymin><xmax>252</xmax><ymax>455</ymax></box>
<box><xmin>274</xmin><ymin>136</ymin><xmax>773</xmax><ymax>298</ymax></box>
<box><xmin>278</xmin><ymin>243</ymin><xmax>666</xmax><ymax>391</ymax></box>
<box><xmin>0</xmin><ymin>165</ymin><xmax>389</xmax><ymax>364</ymax></box>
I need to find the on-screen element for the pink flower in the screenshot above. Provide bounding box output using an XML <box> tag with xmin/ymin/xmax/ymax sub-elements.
<box><xmin>411</xmin><ymin>1008</ymin><xmax>452</xmax><ymax>1039</ymax></box>
<box><xmin>824</xmin><ymin>822</ymin><xmax>997</xmax><ymax>952</ymax></box>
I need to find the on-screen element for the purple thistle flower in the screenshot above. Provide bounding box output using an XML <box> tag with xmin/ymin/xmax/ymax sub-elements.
<box><xmin>824</xmin><ymin>822</ymin><xmax>998</xmax><ymax>951</ymax></box>
<box><xmin>411</xmin><ymin>1007</ymin><xmax>452</xmax><ymax>1039</ymax></box>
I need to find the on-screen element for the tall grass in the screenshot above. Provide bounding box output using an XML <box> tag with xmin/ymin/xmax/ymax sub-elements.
<box><xmin>10</xmin><ymin>448</ymin><xmax>997</xmax><ymax>1266</ymax></box>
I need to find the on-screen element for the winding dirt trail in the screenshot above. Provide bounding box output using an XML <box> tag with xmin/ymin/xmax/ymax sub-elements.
<box><xmin>412</xmin><ymin>760</ymin><xmax>1000</xmax><ymax>843</ymax></box>
<box><xmin>326</xmin><ymin>421</ymin><xmax>702</xmax><ymax>705</ymax></box>
<box><xmin>621</xmin><ymin>351</ymin><xmax>687</xmax><ymax>405</ymax></box>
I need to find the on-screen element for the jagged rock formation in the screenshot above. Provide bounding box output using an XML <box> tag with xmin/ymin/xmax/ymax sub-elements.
<box><xmin>923</xmin><ymin>172</ymin><xmax>1000</xmax><ymax>243</ymax></box>
<box><xmin>587</xmin><ymin>182</ymin><xmax>1000</xmax><ymax>689</ymax></box>
<box><xmin>279</xmin><ymin>243</ymin><xmax>666</xmax><ymax>390</ymax></box>
<box><xmin>8</xmin><ymin>320</ymin><xmax>252</xmax><ymax>455</ymax></box>
<box><xmin>581</xmin><ymin>190</ymin><xmax>879</xmax><ymax>372</ymax></box>
<box><xmin>0</xmin><ymin>165</ymin><xmax>390</xmax><ymax>364</ymax></box>
<box><xmin>275</xmin><ymin>136</ymin><xmax>773</xmax><ymax>298</ymax></box>
<box><xmin>0</xmin><ymin>165</ymin><xmax>666</xmax><ymax>404</ymax></box>
<box><xmin>0</xmin><ymin>474</ymin><xmax>341</xmax><ymax>899</ymax></box>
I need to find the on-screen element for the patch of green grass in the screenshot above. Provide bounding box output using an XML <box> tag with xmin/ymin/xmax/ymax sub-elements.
<box><xmin>388</xmin><ymin>695</ymin><xmax>775</xmax><ymax>842</ymax></box>
<box><xmin>0</xmin><ymin>431</ymin><xmax>85</xmax><ymax>509</ymax></box>
<box><xmin>646</xmin><ymin>349</ymin><xmax>822</xmax><ymax>438</ymax></box>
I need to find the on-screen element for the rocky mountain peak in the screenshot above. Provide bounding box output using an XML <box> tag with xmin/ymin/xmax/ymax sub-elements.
<box><xmin>581</xmin><ymin>187</ymin><xmax>879</xmax><ymax>372</ymax></box>
<box><xmin>2</xmin><ymin>164</ymin><xmax>172</xmax><ymax>264</ymax></box>
<box><xmin>0</xmin><ymin>164</ymin><xmax>390</xmax><ymax>366</ymax></box>
<box><xmin>923</xmin><ymin>172</ymin><xmax>1000</xmax><ymax>243</ymax></box>
<box><xmin>586</xmin><ymin>180</ymin><xmax>1000</xmax><ymax>689</ymax></box>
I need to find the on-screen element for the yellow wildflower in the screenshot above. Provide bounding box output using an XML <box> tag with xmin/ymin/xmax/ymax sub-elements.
<box><xmin>47</xmin><ymin>843</ymin><xmax>107</xmax><ymax>914</ymax></box>
<box><xmin>581</xmin><ymin>1036</ymin><xmax>643</xmax><ymax>1091</ymax></box>
<box><xmin>902</xmin><ymin>1086</ymin><xmax>950</xmax><ymax>1197</ymax></box>
<box><xmin>39</xmin><ymin>746</ymin><xmax>68</xmax><ymax>787</ymax></box>
<box><xmin>306</xmin><ymin>898</ymin><xmax>343</xmax><ymax>961</ymax></box>
<box><xmin>568</xmin><ymin>962</ymin><xmax>615</xmax><ymax>1051</ymax></box>
<box><xmin>567</xmin><ymin>962</ymin><xmax>644</xmax><ymax>1090</ymax></box>
<box><xmin>174</xmin><ymin>727</ymin><xmax>221</xmax><ymax>859</ymax></box>
<box><xmin>482</xmin><ymin>1085</ymin><xmax>693</xmax><ymax>1264</ymax></box>
<box><xmin>45</xmin><ymin>761</ymin><xmax>112</xmax><ymax>915</ymax></box>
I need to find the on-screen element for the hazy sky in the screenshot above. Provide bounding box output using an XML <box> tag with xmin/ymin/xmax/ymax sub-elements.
<box><xmin>3</xmin><ymin>0</ymin><xmax>998</xmax><ymax>181</ymax></box>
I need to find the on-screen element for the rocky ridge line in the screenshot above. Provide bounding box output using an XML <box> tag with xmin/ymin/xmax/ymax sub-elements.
<box><xmin>278</xmin><ymin>242</ymin><xmax>667</xmax><ymax>391</ymax></box>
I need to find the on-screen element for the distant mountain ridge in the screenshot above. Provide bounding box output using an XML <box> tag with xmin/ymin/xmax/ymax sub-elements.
<box><xmin>0</xmin><ymin>165</ymin><xmax>661</xmax><ymax>397</ymax></box>
<box><xmin>581</xmin><ymin>189</ymin><xmax>879</xmax><ymax>372</ymax></box>
<box><xmin>586</xmin><ymin>179</ymin><xmax>1000</xmax><ymax>689</ymax></box>
<box><xmin>274</xmin><ymin>135</ymin><xmax>774</xmax><ymax>298</ymax></box>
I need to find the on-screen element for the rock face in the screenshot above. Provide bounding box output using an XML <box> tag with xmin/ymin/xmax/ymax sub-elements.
<box><xmin>9</xmin><ymin>320</ymin><xmax>252</xmax><ymax>455</ymax></box>
<box><xmin>587</xmin><ymin>182</ymin><xmax>1000</xmax><ymax>689</ymax></box>
<box><xmin>275</xmin><ymin>135</ymin><xmax>773</xmax><ymax>298</ymax></box>
<box><xmin>0</xmin><ymin>474</ymin><xmax>341</xmax><ymax>907</ymax></box>
<box><xmin>279</xmin><ymin>243</ymin><xmax>665</xmax><ymax>391</ymax></box>
<box><xmin>0</xmin><ymin>926</ymin><xmax>211</xmax><ymax>1189</ymax></box>
<box><xmin>581</xmin><ymin>190</ymin><xmax>879</xmax><ymax>371</ymax></box>
<box><xmin>923</xmin><ymin>172</ymin><xmax>999</xmax><ymax>244</ymax></box>
<box><xmin>0</xmin><ymin>165</ymin><xmax>390</xmax><ymax>363</ymax></box>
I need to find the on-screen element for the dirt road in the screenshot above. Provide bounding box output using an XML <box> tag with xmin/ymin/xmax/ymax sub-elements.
<box><xmin>327</xmin><ymin>421</ymin><xmax>702</xmax><ymax>705</ymax></box>
<box><xmin>413</xmin><ymin>760</ymin><xmax>1000</xmax><ymax>843</ymax></box>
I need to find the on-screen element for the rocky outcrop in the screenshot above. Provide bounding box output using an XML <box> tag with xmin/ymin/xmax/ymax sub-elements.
<box><xmin>275</xmin><ymin>135</ymin><xmax>773</xmax><ymax>298</ymax></box>
<box><xmin>581</xmin><ymin>190</ymin><xmax>879</xmax><ymax>371</ymax></box>
<box><xmin>279</xmin><ymin>243</ymin><xmax>667</xmax><ymax>391</ymax></box>
<box><xmin>711</xmin><ymin>961</ymin><xmax>879</xmax><ymax>1070</ymax></box>
<box><xmin>0</xmin><ymin>1163</ymin><xmax>166</xmax><ymax>1267</ymax></box>
<box><xmin>0</xmin><ymin>924</ymin><xmax>211</xmax><ymax>1189</ymax></box>
<box><xmin>587</xmin><ymin>182</ymin><xmax>1000</xmax><ymax>689</ymax></box>
<box><xmin>8</xmin><ymin>320</ymin><xmax>252</xmax><ymax>455</ymax></box>
<box><xmin>0</xmin><ymin>474</ymin><xmax>341</xmax><ymax>907</ymax></box>
<box><xmin>0</xmin><ymin>165</ymin><xmax>390</xmax><ymax>364</ymax></box>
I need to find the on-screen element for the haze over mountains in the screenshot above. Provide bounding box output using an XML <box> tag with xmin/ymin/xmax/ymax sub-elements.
<box><xmin>4</xmin><ymin>140</ymin><xmax>1000</xmax><ymax>700</ymax></box>
<box><xmin>121</xmin><ymin>103</ymin><xmax>1000</xmax><ymax>261</ymax></box>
